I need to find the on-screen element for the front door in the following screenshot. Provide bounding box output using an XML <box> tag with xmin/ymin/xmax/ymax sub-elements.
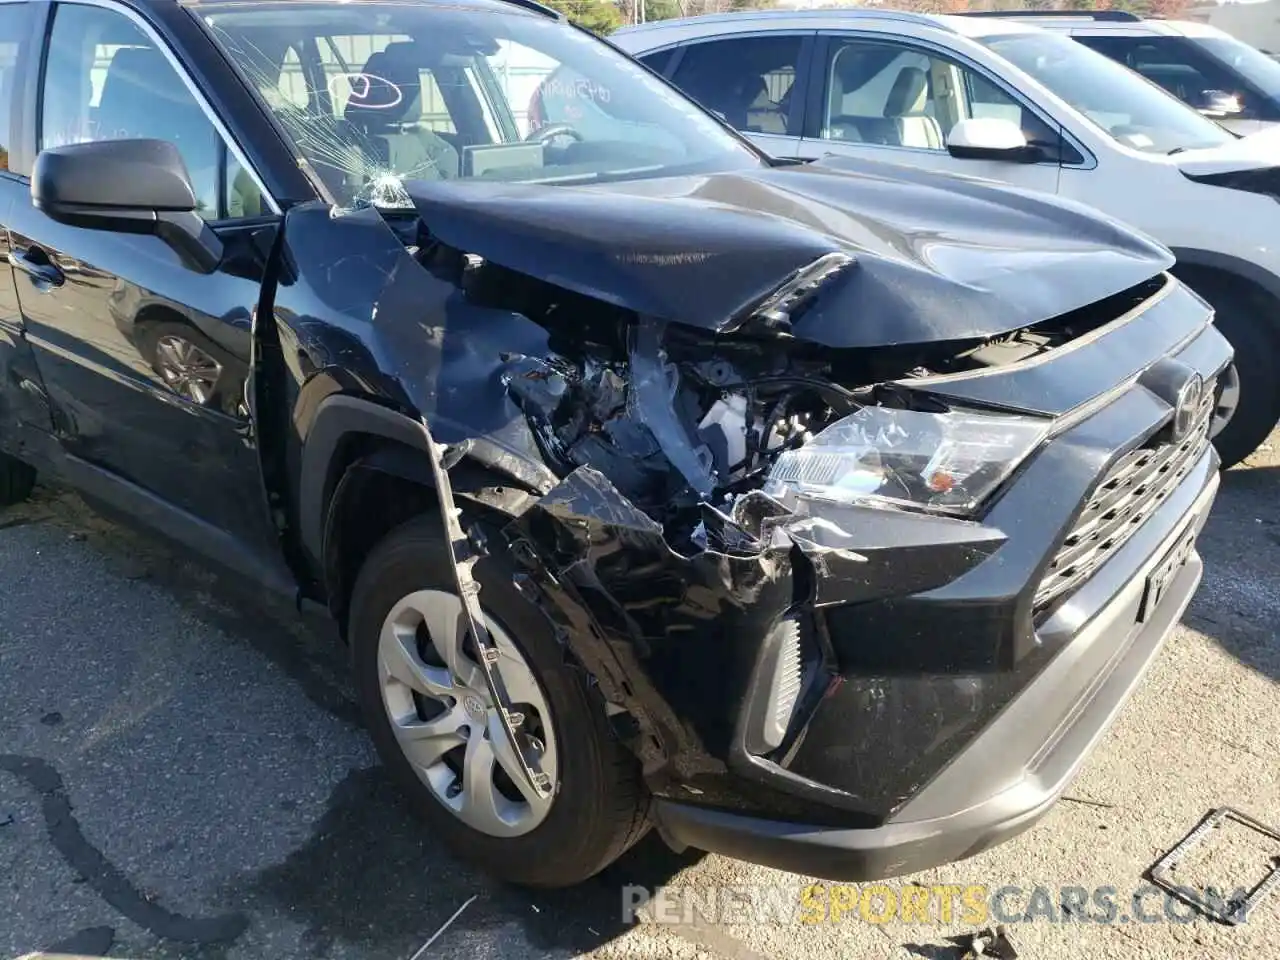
<box><xmin>794</xmin><ymin>34</ymin><xmax>1065</xmax><ymax>195</ymax></box>
<box><xmin>0</xmin><ymin>1</ymin><xmax>54</xmax><ymax>456</ymax></box>
<box><xmin>2</xmin><ymin>0</ymin><xmax>283</xmax><ymax>560</ymax></box>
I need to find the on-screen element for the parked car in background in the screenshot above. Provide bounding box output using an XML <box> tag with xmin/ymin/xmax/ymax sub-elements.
<box><xmin>615</xmin><ymin>10</ymin><xmax>1280</xmax><ymax>468</ymax></box>
<box><xmin>964</xmin><ymin>10</ymin><xmax>1280</xmax><ymax>136</ymax></box>
<box><xmin>0</xmin><ymin>0</ymin><xmax>1228</xmax><ymax>890</ymax></box>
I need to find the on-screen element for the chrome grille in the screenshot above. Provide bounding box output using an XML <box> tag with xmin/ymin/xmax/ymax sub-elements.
<box><xmin>1034</xmin><ymin>383</ymin><xmax>1215</xmax><ymax>612</ymax></box>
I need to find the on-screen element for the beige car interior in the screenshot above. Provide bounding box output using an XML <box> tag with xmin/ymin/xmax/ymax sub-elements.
<box><xmin>824</xmin><ymin>45</ymin><xmax>976</xmax><ymax>150</ymax></box>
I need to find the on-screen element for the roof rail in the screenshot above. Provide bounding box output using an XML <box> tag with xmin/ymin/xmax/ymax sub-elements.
<box><xmin>957</xmin><ymin>9</ymin><xmax>1141</xmax><ymax>21</ymax></box>
<box><xmin>617</xmin><ymin>8</ymin><xmax>958</xmax><ymax>32</ymax></box>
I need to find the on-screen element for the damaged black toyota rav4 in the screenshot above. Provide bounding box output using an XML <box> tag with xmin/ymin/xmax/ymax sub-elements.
<box><xmin>0</xmin><ymin>0</ymin><xmax>1231</xmax><ymax>887</ymax></box>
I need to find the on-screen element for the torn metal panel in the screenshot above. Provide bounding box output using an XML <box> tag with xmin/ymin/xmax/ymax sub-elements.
<box><xmin>507</xmin><ymin>466</ymin><xmax>797</xmax><ymax>782</ymax></box>
<box><xmin>275</xmin><ymin>201</ymin><xmax>561</xmax><ymax>495</ymax></box>
<box><xmin>418</xmin><ymin>416</ymin><xmax>553</xmax><ymax>800</ymax></box>
<box><xmin>764</xmin><ymin>499</ymin><xmax>1008</xmax><ymax>608</ymax></box>
<box><xmin>627</xmin><ymin>321</ymin><xmax>718</xmax><ymax>499</ymax></box>
<box><xmin>505</xmin><ymin>460</ymin><xmax>1005</xmax><ymax>787</ymax></box>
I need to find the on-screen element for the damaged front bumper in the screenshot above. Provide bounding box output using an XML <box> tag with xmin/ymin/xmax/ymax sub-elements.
<box><xmin>650</xmin><ymin>449</ymin><xmax>1216</xmax><ymax>880</ymax></box>
<box><xmin>501</xmin><ymin>277</ymin><xmax>1231</xmax><ymax>880</ymax></box>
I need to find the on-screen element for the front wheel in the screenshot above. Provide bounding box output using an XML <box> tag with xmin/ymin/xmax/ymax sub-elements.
<box><xmin>1202</xmin><ymin>296</ymin><xmax>1280</xmax><ymax>469</ymax></box>
<box><xmin>348</xmin><ymin>514</ymin><xmax>650</xmax><ymax>888</ymax></box>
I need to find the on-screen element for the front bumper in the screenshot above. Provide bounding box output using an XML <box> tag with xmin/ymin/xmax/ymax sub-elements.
<box><xmin>507</xmin><ymin>273</ymin><xmax>1231</xmax><ymax>876</ymax></box>
<box><xmin>652</xmin><ymin>452</ymin><xmax>1217</xmax><ymax>880</ymax></box>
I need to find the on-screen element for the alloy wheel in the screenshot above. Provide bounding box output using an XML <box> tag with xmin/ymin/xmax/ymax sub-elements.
<box><xmin>154</xmin><ymin>334</ymin><xmax>223</xmax><ymax>405</ymax></box>
<box><xmin>1210</xmin><ymin>362</ymin><xmax>1241</xmax><ymax>440</ymax></box>
<box><xmin>376</xmin><ymin>589</ymin><xmax>558</xmax><ymax>837</ymax></box>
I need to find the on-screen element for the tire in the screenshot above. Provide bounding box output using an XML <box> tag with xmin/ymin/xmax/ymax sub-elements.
<box><xmin>0</xmin><ymin>452</ymin><xmax>36</xmax><ymax>506</ymax></box>
<box><xmin>348</xmin><ymin>513</ymin><xmax>650</xmax><ymax>888</ymax></box>
<box><xmin>1199</xmin><ymin>289</ymin><xmax>1280</xmax><ymax>469</ymax></box>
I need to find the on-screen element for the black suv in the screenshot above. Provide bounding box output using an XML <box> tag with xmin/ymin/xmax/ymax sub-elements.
<box><xmin>0</xmin><ymin>0</ymin><xmax>1230</xmax><ymax>887</ymax></box>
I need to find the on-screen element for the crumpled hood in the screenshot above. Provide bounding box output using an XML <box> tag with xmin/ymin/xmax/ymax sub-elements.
<box><xmin>404</xmin><ymin>155</ymin><xmax>1172</xmax><ymax>348</ymax></box>
<box><xmin>1173</xmin><ymin>124</ymin><xmax>1280</xmax><ymax>176</ymax></box>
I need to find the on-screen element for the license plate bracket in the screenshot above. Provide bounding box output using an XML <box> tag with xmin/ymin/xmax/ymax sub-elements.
<box><xmin>1150</xmin><ymin>807</ymin><xmax>1280</xmax><ymax>925</ymax></box>
<box><xmin>1139</xmin><ymin>523</ymin><xmax>1198</xmax><ymax>622</ymax></box>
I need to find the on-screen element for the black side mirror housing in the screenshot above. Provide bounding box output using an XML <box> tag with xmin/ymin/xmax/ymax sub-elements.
<box><xmin>32</xmin><ymin>138</ymin><xmax>223</xmax><ymax>273</ymax></box>
<box><xmin>946</xmin><ymin>142</ymin><xmax>1044</xmax><ymax>164</ymax></box>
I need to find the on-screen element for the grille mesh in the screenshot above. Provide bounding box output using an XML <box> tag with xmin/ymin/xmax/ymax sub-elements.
<box><xmin>1034</xmin><ymin>383</ymin><xmax>1215</xmax><ymax>613</ymax></box>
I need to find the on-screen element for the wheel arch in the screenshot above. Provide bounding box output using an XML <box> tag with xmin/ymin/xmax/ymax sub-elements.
<box><xmin>1169</xmin><ymin>248</ymin><xmax>1280</xmax><ymax>333</ymax></box>
<box><xmin>299</xmin><ymin>394</ymin><xmax>546</xmax><ymax>631</ymax></box>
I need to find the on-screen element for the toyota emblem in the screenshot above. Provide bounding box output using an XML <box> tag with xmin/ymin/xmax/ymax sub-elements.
<box><xmin>1171</xmin><ymin>373</ymin><xmax>1205</xmax><ymax>442</ymax></box>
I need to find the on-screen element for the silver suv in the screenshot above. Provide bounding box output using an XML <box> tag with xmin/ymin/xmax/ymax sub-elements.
<box><xmin>968</xmin><ymin>10</ymin><xmax>1280</xmax><ymax>136</ymax></box>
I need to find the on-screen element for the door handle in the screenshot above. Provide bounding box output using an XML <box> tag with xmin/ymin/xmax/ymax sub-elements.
<box><xmin>8</xmin><ymin>249</ymin><xmax>65</xmax><ymax>289</ymax></box>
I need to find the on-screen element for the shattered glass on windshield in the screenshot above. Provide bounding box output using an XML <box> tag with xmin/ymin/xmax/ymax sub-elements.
<box><xmin>203</xmin><ymin>2</ymin><xmax>756</xmax><ymax>209</ymax></box>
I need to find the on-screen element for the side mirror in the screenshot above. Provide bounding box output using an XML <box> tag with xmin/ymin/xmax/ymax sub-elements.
<box><xmin>32</xmin><ymin>138</ymin><xmax>223</xmax><ymax>273</ymax></box>
<box><xmin>946</xmin><ymin>118</ymin><xmax>1040</xmax><ymax>164</ymax></box>
<box><xmin>1194</xmin><ymin>89</ymin><xmax>1243</xmax><ymax>116</ymax></box>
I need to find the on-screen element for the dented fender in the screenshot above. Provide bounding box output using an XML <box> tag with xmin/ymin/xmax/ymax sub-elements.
<box><xmin>272</xmin><ymin>202</ymin><xmax>562</xmax><ymax>572</ymax></box>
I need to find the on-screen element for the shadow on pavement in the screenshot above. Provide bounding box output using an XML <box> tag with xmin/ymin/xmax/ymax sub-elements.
<box><xmin>1184</xmin><ymin>463</ymin><xmax>1280</xmax><ymax>685</ymax></box>
<box><xmin>19</xmin><ymin>489</ymin><xmax>702</xmax><ymax>956</ymax></box>
<box><xmin>238</xmin><ymin>764</ymin><xmax>701</xmax><ymax>957</ymax></box>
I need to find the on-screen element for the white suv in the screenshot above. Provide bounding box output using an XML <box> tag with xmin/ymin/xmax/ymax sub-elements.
<box><xmin>975</xmin><ymin>11</ymin><xmax>1280</xmax><ymax>136</ymax></box>
<box><xmin>614</xmin><ymin>11</ymin><xmax>1280</xmax><ymax>467</ymax></box>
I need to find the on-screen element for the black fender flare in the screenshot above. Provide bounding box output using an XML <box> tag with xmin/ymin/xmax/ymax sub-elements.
<box><xmin>1170</xmin><ymin>247</ymin><xmax>1280</xmax><ymax>322</ymax></box>
<box><xmin>298</xmin><ymin>394</ymin><xmax>556</xmax><ymax>570</ymax></box>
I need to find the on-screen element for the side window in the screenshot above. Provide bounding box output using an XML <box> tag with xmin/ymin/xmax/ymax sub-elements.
<box><xmin>824</xmin><ymin>40</ymin><xmax>946</xmax><ymax>150</ymax></box>
<box><xmin>0</xmin><ymin>3</ymin><xmax>31</xmax><ymax>172</ymax></box>
<box><xmin>40</xmin><ymin>3</ymin><xmax>257</xmax><ymax>220</ymax></box>
<box><xmin>823</xmin><ymin>37</ymin><xmax>1067</xmax><ymax>160</ymax></box>
<box><xmin>637</xmin><ymin>49</ymin><xmax>673</xmax><ymax>76</ymax></box>
<box><xmin>1078</xmin><ymin>36</ymin><xmax>1257</xmax><ymax>117</ymax></box>
<box><xmin>669</xmin><ymin>36</ymin><xmax>801</xmax><ymax>135</ymax></box>
<box><xmin>964</xmin><ymin>70</ymin><xmax>1081</xmax><ymax>164</ymax></box>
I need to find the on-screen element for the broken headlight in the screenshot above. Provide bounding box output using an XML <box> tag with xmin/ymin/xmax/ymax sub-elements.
<box><xmin>764</xmin><ymin>405</ymin><xmax>1049</xmax><ymax>516</ymax></box>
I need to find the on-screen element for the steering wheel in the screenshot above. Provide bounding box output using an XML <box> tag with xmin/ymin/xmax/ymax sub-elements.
<box><xmin>524</xmin><ymin>122</ymin><xmax>584</xmax><ymax>144</ymax></box>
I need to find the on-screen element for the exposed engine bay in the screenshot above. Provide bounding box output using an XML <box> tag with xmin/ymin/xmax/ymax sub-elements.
<box><xmin>419</xmin><ymin>236</ymin><xmax>1161</xmax><ymax>550</ymax></box>
<box><xmin>500</xmin><ymin>323</ymin><xmax>854</xmax><ymax>545</ymax></box>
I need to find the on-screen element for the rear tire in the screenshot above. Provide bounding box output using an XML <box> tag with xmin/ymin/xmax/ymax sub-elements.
<box><xmin>0</xmin><ymin>453</ymin><xmax>36</xmax><ymax>506</ymax></box>
<box><xmin>1200</xmin><ymin>291</ymin><xmax>1280</xmax><ymax>469</ymax></box>
<box><xmin>348</xmin><ymin>513</ymin><xmax>650</xmax><ymax>888</ymax></box>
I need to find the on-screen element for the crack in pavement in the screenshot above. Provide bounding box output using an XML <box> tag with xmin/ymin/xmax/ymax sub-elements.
<box><xmin>0</xmin><ymin>754</ymin><xmax>249</xmax><ymax>946</ymax></box>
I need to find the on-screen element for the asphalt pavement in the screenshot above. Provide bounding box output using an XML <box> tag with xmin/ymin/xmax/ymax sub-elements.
<box><xmin>2</xmin><ymin>432</ymin><xmax>1278</xmax><ymax>960</ymax></box>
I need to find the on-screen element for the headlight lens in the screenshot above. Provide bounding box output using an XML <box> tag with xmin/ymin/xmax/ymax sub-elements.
<box><xmin>764</xmin><ymin>405</ymin><xmax>1049</xmax><ymax>516</ymax></box>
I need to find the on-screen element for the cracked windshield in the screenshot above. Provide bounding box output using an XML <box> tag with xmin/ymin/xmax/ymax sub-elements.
<box><xmin>203</xmin><ymin>2</ymin><xmax>759</xmax><ymax>208</ymax></box>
